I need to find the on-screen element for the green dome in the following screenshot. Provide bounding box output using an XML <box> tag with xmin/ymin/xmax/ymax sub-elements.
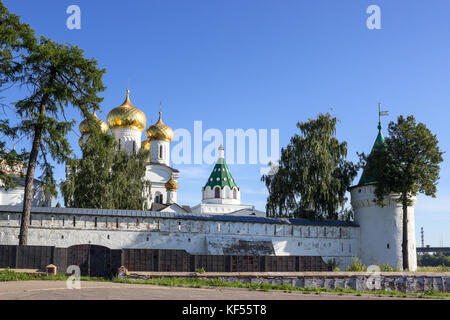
<box><xmin>204</xmin><ymin>154</ymin><xmax>239</xmax><ymax>191</ymax></box>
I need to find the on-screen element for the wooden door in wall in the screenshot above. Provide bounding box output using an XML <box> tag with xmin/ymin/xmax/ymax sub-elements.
<box><xmin>67</xmin><ymin>244</ymin><xmax>112</xmax><ymax>277</ymax></box>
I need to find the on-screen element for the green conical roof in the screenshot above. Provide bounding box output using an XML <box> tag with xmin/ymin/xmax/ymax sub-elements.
<box><xmin>203</xmin><ymin>146</ymin><xmax>239</xmax><ymax>190</ymax></box>
<box><xmin>358</xmin><ymin>123</ymin><xmax>386</xmax><ymax>185</ymax></box>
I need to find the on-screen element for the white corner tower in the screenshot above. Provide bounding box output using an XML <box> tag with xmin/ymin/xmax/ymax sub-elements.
<box><xmin>350</xmin><ymin>120</ymin><xmax>417</xmax><ymax>271</ymax></box>
<box><xmin>107</xmin><ymin>89</ymin><xmax>147</xmax><ymax>154</ymax></box>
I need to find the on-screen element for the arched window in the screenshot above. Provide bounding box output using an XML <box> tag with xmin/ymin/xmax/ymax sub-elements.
<box><xmin>233</xmin><ymin>188</ymin><xmax>237</xmax><ymax>199</ymax></box>
<box><xmin>155</xmin><ymin>193</ymin><xmax>163</xmax><ymax>204</ymax></box>
<box><xmin>133</xmin><ymin>141</ymin><xmax>136</xmax><ymax>155</ymax></box>
<box><xmin>118</xmin><ymin>139</ymin><xmax>121</xmax><ymax>151</ymax></box>
<box><xmin>215</xmin><ymin>187</ymin><xmax>220</xmax><ymax>198</ymax></box>
<box><xmin>159</xmin><ymin>145</ymin><xmax>163</xmax><ymax>159</ymax></box>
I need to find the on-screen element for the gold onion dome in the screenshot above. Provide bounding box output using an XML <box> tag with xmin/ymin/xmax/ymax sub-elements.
<box><xmin>79</xmin><ymin>111</ymin><xmax>109</xmax><ymax>135</ymax></box>
<box><xmin>107</xmin><ymin>89</ymin><xmax>147</xmax><ymax>132</ymax></box>
<box><xmin>146</xmin><ymin>111</ymin><xmax>173</xmax><ymax>142</ymax></box>
<box><xmin>165</xmin><ymin>176</ymin><xmax>178</xmax><ymax>191</ymax></box>
<box><xmin>141</xmin><ymin>139</ymin><xmax>150</xmax><ymax>151</ymax></box>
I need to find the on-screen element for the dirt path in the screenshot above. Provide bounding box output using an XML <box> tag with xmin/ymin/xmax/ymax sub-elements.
<box><xmin>0</xmin><ymin>280</ymin><xmax>439</xmax><ymax>300</ymax></box>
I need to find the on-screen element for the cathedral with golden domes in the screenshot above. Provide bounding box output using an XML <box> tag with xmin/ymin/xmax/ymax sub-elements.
<box><xmin>77</xmin><ymin>89</ymin><xmax>184</xmax><ymax>213</ymax></box>
<box><xmin>76</xmin><ymin>89</ymin><xmax>262</xmax><ymax>216</ymax></box>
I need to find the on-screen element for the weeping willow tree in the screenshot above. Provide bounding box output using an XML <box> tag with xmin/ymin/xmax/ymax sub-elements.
<box><xmin>262</xmin><ymin>113</ymin><xmax>358</xmax><ymax>220</ymax></box>
<box><xmin>61</xmin><ymin>126</ymin><xmax>151</xmax><ymax>210</ymax></box>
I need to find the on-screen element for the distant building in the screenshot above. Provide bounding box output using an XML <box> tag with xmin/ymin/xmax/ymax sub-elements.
<box><xmin>0</xmin><ymin>148</ymin><xmax>51</xmax><ymax>207</ymax></box>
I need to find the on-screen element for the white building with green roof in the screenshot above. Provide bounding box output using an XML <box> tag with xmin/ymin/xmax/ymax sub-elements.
<box><xmin>191</xmin><ymin>145</ymin><xmax>264</xmax><ymax>216</ymax></box>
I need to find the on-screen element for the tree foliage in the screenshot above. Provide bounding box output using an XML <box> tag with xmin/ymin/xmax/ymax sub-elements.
<box><xmin>360</xmin><ymin>115</ymin><xmax>444</xmax><ymax>270</ymax></box>
<box><xmin>262</xmin><ymin>113</ymin><xmax>358</xmax><ymax>220</ymax></box>
<box><xmin>61</xmin><ymin>127</ymin><xmax>151</xmax><ymax>210</ymax></box>
<box><xmin>0</xmin><ymin>1</ymin><xmax>34</xmax><ymax>190</ymax></box>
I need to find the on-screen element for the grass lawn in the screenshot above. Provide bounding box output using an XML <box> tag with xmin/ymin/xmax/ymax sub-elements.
<box><xmin>0</xmin><ymin>269</ymin><xmax>449</xmax><ymax>299</ymax></box>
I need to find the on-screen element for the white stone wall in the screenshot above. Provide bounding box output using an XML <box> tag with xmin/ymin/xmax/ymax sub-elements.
<box><xmin>0</xmin><ymin>211</ymin><xmax>360</xmax><ymax>268</ymax></box>
<box><xmin>351</xmin><ymin>184</ymin><xmax>417</xmax><ymax>271</ymax></box>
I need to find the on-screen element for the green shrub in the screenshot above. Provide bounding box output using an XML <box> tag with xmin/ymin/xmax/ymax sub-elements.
<box><xmin>327</xmin><ymin>258</ymin><xmax>339</xmax><ymax>270</ymax></box>
<box><xmin>195</xmin><ymin>267</ymin><xmax>206</xmax><ymax>273</ymax></box>
<box><xmin>345</xmin><ymin>257</ymin><xmax>367</xmax><ymax>272</ymax></box>
<box><xmin>379</xmin><ymin>264</ymin><xmax>400</xmax><ymax>272</ymax></box>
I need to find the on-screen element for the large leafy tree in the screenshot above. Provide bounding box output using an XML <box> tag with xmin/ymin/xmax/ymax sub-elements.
<box><xmin>61</xmin><ymin>126</ymin><xmax>151</xmax><ymax>210</ymax></box>
<box><xmin>262</xmin><ymin>113</ymin><xmax>358</xmax><ymax>220</ymax></box>
<box><xmin>360</xmin><ymin>115</ymin><xmax>443</xmax><ymax>270</ymax></box>
<box><xmin>61</xmin><ymin>126</ymin><xmax>116</xmax><ymax>209</ymax></box>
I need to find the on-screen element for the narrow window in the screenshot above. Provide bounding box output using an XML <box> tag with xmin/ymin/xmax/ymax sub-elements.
<box><xmin>233</xmin><ymin>188</ymin><xmax>237</xmax><ymax>199</ymax></box>
<box><xmin>159</xmin><ymin>145</ymin><xmax>163</xmax><ymax>159</ymax></box>
<box><xmin>387</xmin><ymin>243</ymin><xmax>390</xmax><ymax>249</ymax></box>
<box><xmin>178</xmin><ymin>222</ymin><xmax>181</xmax><ymax>231</ymax></box>
<box><xmin>217</xmin><ymin>223</ymin><xmax>221</xmax><ymax>232</ymax></box>
<box><xmin>160</xmin><ymin>194</ymin><xmax>163</xmax><ymax>204</ymax></box>
<box><xmin>274</xmin><ymin>225</ymin><xmax>277</xmax><ymax>235</ymax></box>
<box><xmin>157</xmin><ymin>220</ymin><xmax>160</xmax><ymax>231</ymax></box>
<box><xmin>133</xmin><ymin>141</ymin><xmax>136</xmax><ymax>155</ymax></box>
<box><xmin>61</xmin><ymin>235</ymin><xmax>64</xmax><ymax>239</ymax></box>
<box><xmin>73</xmin><ymin>216</ymin><xmax>76</xmax><ymax>227</ymax></box>
<box><xmin>105</xmin><ymin>218</ymin><xmax>108</xmax><ymax>228</ymax></box>
<box><xmin>30</xmin><ymin>215</ymin><xmax>32</xmax><ymax>225</ymax></box>
<box><xmin>94</xmin><ymin>217</ymin><xmax>97</xmax><ymax>228</ymax></box>
<box><xmin>339</xmin><ymin>228</ymin><xmax>342</xmax><ymax>238</ymax></box>
<box><xmin>116</xmin><ymin>218</ymin><xmax>119</xmax><ymax>228</ymax></box>
<box><xmin>136</xmin><ymin>219</ymin><xmax>139</xmax><ymax>227</ymax></box>
<box><xmin>118</xmin><ymin>138</ymin><xmax>121</xmax><ymax>150</ymax></box>
<box><xmin>62</xmin><ymin>217</ymin><xmax>64</xmax><ymax>226</ymax></box>
<box><xmin>7</xmin><ymin>214</ymin><xmax>10</xmax><ymax>225</ymax></box>
<box><xmin>215</xmin><ymin>187</ymin><xmax>220</xmax><ymax>198</ymax></box>
<box><xmin>107</xmin><ymin>235</ymin><xmax>110</xmax><ymax>240</ymax></box>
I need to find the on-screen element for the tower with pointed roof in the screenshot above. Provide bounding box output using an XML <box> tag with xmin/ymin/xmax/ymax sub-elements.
<box><xmin>191</xmin><ymin>145</ymin><xmax>261</xmax><ymax>216</ymax></box>
<box><xmin>349</xmin><ymin>109</ymin><xmax>417</xmax><ymax>271</ymax></box>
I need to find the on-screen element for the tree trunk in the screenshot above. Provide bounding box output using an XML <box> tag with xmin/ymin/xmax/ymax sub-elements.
<box><xmin>402</xmin><ymin>197</ymin><xmax>409</xmax><ymax>270</ymax></box>
<box><xmin>18</xmin><ymin>71</ymin><xmax>55</xmax><ymax>245</ymax></box>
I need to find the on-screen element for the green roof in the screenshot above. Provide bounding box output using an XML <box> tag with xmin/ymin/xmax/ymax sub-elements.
<box><xmin>203</xmin><ymin>157</ymin><xmax>239</xmax><ymax>190</ymax></box>
<box><xmin>358</xmin><ymin>123</ymin><xmax>386</xmax><ymax>186</ymax></box>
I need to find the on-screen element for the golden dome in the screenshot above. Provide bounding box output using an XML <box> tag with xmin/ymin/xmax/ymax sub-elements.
<box><xmin>165</xmin><ymin>176</ymin><xmax>178</xmax><ymax>191</ymax></box>
<box><xmin>146</xmin><ymin>111</ymin><xmax>173</xmax><ymax>142</ymax></box>
<box><xmin>107</xmin><ymin>90</ymin><xmax>147</xmax><ymax>132</ymax></box>
<box><xmin>79</xmin><ymin>111</ymin><xmax>109</xmax><ymax>135</ymax></box>
<box><xmin>141</xmin><ymin>139</ymin><xmax>150</xmax><ymax>151</ymax></box>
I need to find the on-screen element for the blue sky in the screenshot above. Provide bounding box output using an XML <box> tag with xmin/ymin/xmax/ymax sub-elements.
<box><xmin>2</xmin><ymin>0</ymin><xmax>450</xmax><ymax>246</ymax></box>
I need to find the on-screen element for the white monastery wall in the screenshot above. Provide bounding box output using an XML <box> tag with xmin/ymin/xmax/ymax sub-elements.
<box><xmin>0</xmin><ymin>209</ymin><xmax>360</xmax><ymax>268</ymax></box>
